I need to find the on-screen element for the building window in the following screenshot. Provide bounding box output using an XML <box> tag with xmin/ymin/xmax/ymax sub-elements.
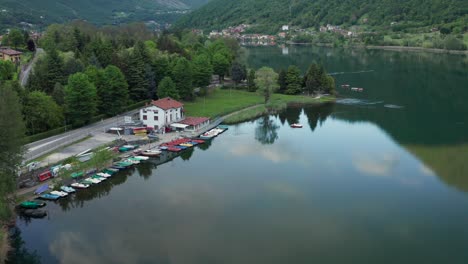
<box><xmin>143</xmin><ymin>115</ymin><xmax>147</xmax><ymax>120</ymax></box>
<box><xmin>154</xmin><ymin>116</ymin><xmax>158</xmax><ymax>121</ymax></box>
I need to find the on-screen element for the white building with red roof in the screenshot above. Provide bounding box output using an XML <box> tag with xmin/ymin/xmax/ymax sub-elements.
<box><xmin>140</xmin><ymin>97</ymin><xmax>185</xmax><ymax>130</ymax></box>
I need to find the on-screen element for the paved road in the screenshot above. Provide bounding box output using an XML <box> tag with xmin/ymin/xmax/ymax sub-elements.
<box><xmin>24</xmin><ymin>109</ymin><xmax>140</xmax><ymax>162</ymax></box>
<box><xmin>19</xmin><ymin>48</ymin><xmax>44</xmax><ymax>87</ymax></box>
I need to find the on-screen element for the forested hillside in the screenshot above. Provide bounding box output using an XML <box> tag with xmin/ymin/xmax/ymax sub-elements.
<box><xmin>0</xmin><ymin>0</ymin><xmax>209</xmax><ymax>30</ymax></box>
<box><xmin>176</xmin><ymin>0</ymin><xmax>468</xmax><ymax>33</ymax></box>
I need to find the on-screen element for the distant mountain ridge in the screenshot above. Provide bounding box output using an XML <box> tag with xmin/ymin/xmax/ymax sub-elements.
<box><xmin>176</xmin><ymin>0</ymin><xmax>468</xmax><ymax>33</ymax></box>
<box><xmin>0</xmin><ymin>0</ymin><xmax>210</xmax><ymax>30</ymax></box>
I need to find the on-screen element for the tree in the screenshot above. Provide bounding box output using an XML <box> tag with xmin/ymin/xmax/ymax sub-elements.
<box><xmin>0</xmin><ymin>61</ymin><xmax>15</xmax><ymax>81</ymax></box>
<box><xmin>285</xmin><ymin>65</ymin><xmax>302</xmax><ymax>95</ymax></box>
<box><xmin>255</xmin><ymin>67</ymin><xmax>279</xmax><ymax>103</ymax></box>
<box><xmin>64</xmin><ymin>73</ymin><xmax>97</xmax><ymax>127</ymax></box>
<box><xmin>172</xmin><ymin>57</ymin><xmax>193</xmax><ymax>100</ymax></box>
<box><xmin>44</xmin><ymin>49</ymin><xmax>65</xmax><ymax>93</ymax></box>
<box><xmin>212</xmin><ymin>52</ymin><xmax>230</xmax><ymax>83</ymax></box>
<box><xmin>52</xmin><ymin>82</ymin><xmax>65</xmax><ymax>105</ymax></box>
<box><xmin>27</xmin><ymin>39</ymin><xmax>36</xmax><ymax>52</ymax></box>
<box><xmin>8</xmin><ymin>29</ymin><xmax>24</xmax><ymax>49</ymax></box>
<box><xmin>192</xmin><ymin>54</ymin><xmax>213</xmax><ymax>87</ymax></box>
<box><xmin>255</xmin><ymin>116</ymin><xmax>279</xmax><ymax>145</ymax></box>
<box><xmin>277</xmin><ymin>69</ymin><xmax>287</xmax><ymax>94</ymax></box>
<box><xmin>23</xmin><ymin>91</ymin><xmax>64</xmax><ymax>134</ymax></box>
<box><xmin>0</xmin><ymin>83</ymin><xmax>25</xmax><ymax>220</ymax></box>
<box><xmin>304</xmin><ymin>63</ymin><xmax>320</xmax><ymax>95</ymax></box>
<box><xmin>157</xmin><ymin>77</ymin><xmax>179</xmax><ymax>99</ymax></box>
<box><xmin>63</xmin><ymin>57</ymin><xmax>85</xmax><ymax>77</ymax></box>
<box><xmin>231</xmin><ymin>62</ymin><xmax>246</xmax><ymax>86</ymax></box>
<box><xmin>97</xmin><ymin>65</ymin><xmax>129</xmax><ymax>116</ymax></box>
<box><xmin>247</xmin><ymin>69</ymin><xmax>257</xmax><ymax>92</ymax></box>
<box><xmin>126</xmin><ymin>45</ymin><xmax>149</xmax><ymax>101</ymax></box>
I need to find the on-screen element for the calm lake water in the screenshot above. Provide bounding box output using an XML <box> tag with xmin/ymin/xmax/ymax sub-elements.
<box><xmin>14</xmin><ymin>46</ymin><xmax>468</xmax><ymax>264</ymax></box>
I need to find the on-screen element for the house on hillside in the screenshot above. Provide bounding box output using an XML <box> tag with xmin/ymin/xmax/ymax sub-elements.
<box><xmin>140</xmin><ymin>97</ymin><xmax>185</xmax><ymax>130</ymax></box>
<box><xmin>0</xmin><ymin>47</ymin><xmax>22</xmax><ymax>64</ymax></box>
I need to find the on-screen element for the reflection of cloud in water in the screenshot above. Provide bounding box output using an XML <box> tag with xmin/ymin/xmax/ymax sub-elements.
<box><xmin>419</xmin><ymin>164</ymin><xmax>435</xmax><ymax>176</ymax></box>
<box><xmin>353</xmin><ymin>153</ymin><xmax>399</xmax><ymax>176</ymax></box>
<box><xmin>266</xmin><ymin>181</ymin><xmax>305</xmax><ymax>200</ymax></box>
<box><xmin>231</xmin><ymin>142</ymin><xmax>306</xmax><ymax>164</ymax></box>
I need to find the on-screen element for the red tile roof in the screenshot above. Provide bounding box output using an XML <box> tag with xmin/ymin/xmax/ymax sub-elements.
<box><xmin>179</xmin><ymin>117</ymin><xmax>210</xmax><ymax>126</ymax></box>
<box><xmin>151</xmin><ymin>97</ymin><xmax>183</xmax><ymax>110</ymax></box>
<box><xmin>0</xmin><ymin>48</ymin><xmax>22</xmax><ymax>56</ymax></box>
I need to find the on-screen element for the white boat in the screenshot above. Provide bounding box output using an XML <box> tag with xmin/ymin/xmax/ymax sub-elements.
<box><xmin>50</xmin><ymin>190</ymin><xmax>68</xmax><ymax>197</ymax></box>
<box><xmin>291</xmin><ymin>123</ymin><xmax>303</xmax><ymax>128</ymax></box>
<box><xmin>86</xmin><ymin>178</ymin><xmax>102</xmax><ymax>184</ymax></box>
<box><xmin>60</xmin><ymin>186</ymin><xmax>76</xmax><ymax>193</ymax></box>
<box><xmin>134</xmin><ymin>156</ymin><xmax>149</xmax><ymax>161</ymax></box>
<box><xmin>97</xmin><ymin>172</ymin><xmax>111</xmax><ymax>178</ymax></box>
<box><xmin>141</xmin><ymin>149</ymin><xmax>162</xmax><ymax>157</ymax></box>
<box><xmin>71</xmin><ymin>183</ymin><xmax>89</xmax><ymax>189</ymax></box>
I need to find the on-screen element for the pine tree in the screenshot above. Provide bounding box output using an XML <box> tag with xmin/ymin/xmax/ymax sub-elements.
<box><xmin>304</xmin><ymin>63</ymin><xmax>320</xmax><ymax>95</ymax></box>
<box><xmin>96</xmin><ymin>66</ymin><xmax>129</xmax><ymax>116</ymax></box>
<box><xmin>126</xmin><ymin>47</ymin><xmax>149</xmax><ymax>101</ymax></box>
<box><xmin>277</xmin><ymin>69</ymin><xmax>287</xmax><ymax>94</ymax></box>
<box><xmin>285</xmin><ymin>65</ymin><xmax>302</xmax><ymax>95</ymax></box>
<box><xmin>247</xmin><ymin>69</ymin><xmax>257</xmax><ymax>92</ymax></box>
<box><xmin>172</xmin><ymin>57</ymin><xmax>193</xmax><ymax>100</ymax></box>
<box><xmin>157</xmin><ymin>77</ymin><xmax>179</xmax><ymax>100</ymax></box>
<box><xmin>64</xmin><ymin>73</ymin><xmax>97</xmax><ymax>127</ymax></box>
<box><xmin>0</xmin><ymin>82</ymin><xmax>25</xmax><ymax>217</ymax></box>
<box><xmin>45</xmin><ymin>49</ymin><xmax>65</xmax><ymax>92</ymax></box>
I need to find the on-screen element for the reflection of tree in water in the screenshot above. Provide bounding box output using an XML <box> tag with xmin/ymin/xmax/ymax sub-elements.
<box><xmin>7</xmin><ymin>226</ymin><xmax>42</xmax><ymax>264</ymax></box>
<box><xmin>278</xmin><ymin>106</ymin><xmax>302</xmax><ymax>126</ymax></box>
<box><xmin>198</xmin><ymin>139</ymin><xmax>212</xmax><ymax>151</ymax></box>
<box><xmin>136</xmin><ymin>162</ymin><xmax>153</xmax><ymax>180</ymax></box>
<box><xmin>180</xmin><ymin>147</ymin><xmax>195</xmax><ymax>161</ymax></box>
<box><xmin>303</xmin><ymin>103</ymin><xmax>335</xmax><ymax>132</ymax></box>
<box><xmin>255</xmin><ymin>116</ymin><xmax>279</xmax><ymax>145</ymax></box>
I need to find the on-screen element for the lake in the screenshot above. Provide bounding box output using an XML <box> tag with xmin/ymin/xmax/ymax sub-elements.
<box><xmin>13</xmin><ymin>46</ymin><xmax>468</xmax><ymax>264</ymax></box>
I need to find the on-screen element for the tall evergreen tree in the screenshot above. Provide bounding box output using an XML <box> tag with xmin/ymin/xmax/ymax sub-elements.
<box><xmin>277</xmin><ymin>69</ymin><xmax>287</xmax><ymax>94</ymax></box>
<box><xmin>172</xmin><ymin>57</ymin><xmax>193</xmax><ymax>100</ymax></box>
<box><xmin>44</xmin><ymin>49</ymin><xmax>65</xmax><ymax>92</ymax></box>
<box><xmin>0</xmin><ymin>82</ymin><xmax>25</xmax><ymax>219</ymax></box>
<box><xmin>304</xmin><ymin>63</ymin><xmax>320</xmax><ymax>95</ymax></box>
<box><xmin>126</xmin><ymin>47</ymin><xmax>148</xmax><ymax>101</ymax></box>
<box><xmin>158</xmin><ymin>77</ymin><xmax>179</xmax><ymax>99</ymax></box>
<box><xmin>64</xmin><ymin>73</ymin><xmax>97</xmax><ymax>127</ymax></box>
<box><xmin>247</xmin><ymin>69</ymin><xmax>257</xmax><ymax>92</ymax></box>
<box><xmin>98</xmin><ymin>66</ymin><xmax>129</xmax><ymax>116</ymax></box>
<box><xmin>52</xmin><ymin>82</ymin><xmax>65</xmax><ymax>105</ymax></box>
<box><xmin>285</xmin><ymin>65</ymin><xmax>302</xmax><ymax>95</ymax></box>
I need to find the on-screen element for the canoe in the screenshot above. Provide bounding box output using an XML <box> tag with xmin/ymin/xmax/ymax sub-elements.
<box><xmin>50</xmin><ymin>191</ymin><xmax>68</xmax><ymax>197</ymax></box>
<box><xmin>22</xmin><ymin>209</ymin><xmax>47</xmax><ymax>218</ymax></box>
<box><xmin>71</xmin><ymin>182</ymin><xmax>89</xmax><ymax>189</ymax></box>
<box><xmin>60</xmin><ymin>186</ymin><xmax>76</xmax><ymax>193</ymax></box>
<box><xmin>34</xmin><ymin>184</ymin><xmax>49</xmax><ymax>195</ymax></box>
<box><xmin>20</xmin><ymin>201</ymin><xmax>46</xmax><ymax>209</ymax></box>
<box><xmin>39</xmin><ymin>193</ymin><xmax>60</xmax><ymax>200</ymax></box>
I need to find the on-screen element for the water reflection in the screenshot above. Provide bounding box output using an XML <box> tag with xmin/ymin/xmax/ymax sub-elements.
<box><xmin>255</xmin><ymin>116</ymin><xmax>280</xmax><ymax>144</ymax></box>
<box><xmin>303</xmin><ymin>103</ymin><xmax>334</xmax><ymax>131</ymax></box>
<box><xmin>7</xmin><ymin>227</ymin><xmax>42</xmax><ymax>264</ymax></box>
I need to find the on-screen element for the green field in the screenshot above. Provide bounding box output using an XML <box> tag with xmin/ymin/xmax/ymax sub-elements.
<box><xmin>184</xmin><ymin>88</ymin><xmax>335</xmax><ymax>122</ymax></box>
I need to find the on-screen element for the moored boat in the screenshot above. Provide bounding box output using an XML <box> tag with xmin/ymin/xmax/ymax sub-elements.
<box><xmin>22</xmin><ymin>209</ymin><xmax>47</xmax><ymax>218</ymax></box>
<box><xmin>50</xmin><ymin>191</ymin><xmax>68</xmax><ymax>197</ymax></box>
<box><xmin>39</xmin><ymin>193</ymin><xmax>60</xmax><ymax>200</ymax></box>
<box><xmin>141</xmin><ymin>149</ymin><xmax>162</xmax><ymax>157</ymax></box>
<box><xmin>71</xmin><ymin>182</ymin><xmax>89</xmax><ymax>189</ymax></box>
<box><xmin>291</xmin><ymin>123</ymin><xmax>303</xmax><ymax>128</ymax></box>
<box><xmin>20</xmin><ymin>201</ymin><xmax>46</xmax><ymax>209</ymax></box>
<box><xmin>34</xmin><ymin>184</ymin><xmax>49</xmax><ymax>195</ymax></box>
<box><xmin>60</xmin><ymin>186</ymin><xmax>76</xmax><ymax>193</ymax></box>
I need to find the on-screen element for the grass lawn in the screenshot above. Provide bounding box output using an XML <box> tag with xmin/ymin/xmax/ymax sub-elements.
<box><xmin>183</xmin><ymin>88</ymin><xmax>264</xmax><ymax>118</ymax></box>
<box><xmin>184</xmin><ymin>88</ymin><xmax>335</xmax><ymax>123</ymax></box>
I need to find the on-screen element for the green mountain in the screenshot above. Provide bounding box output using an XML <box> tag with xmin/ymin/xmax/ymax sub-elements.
<box><xmin>0</xmin><ymin>0</ymin><xmax>210</xmax><ymax>30</ymax></box>
<box><xmin>176</xmin><ymin>0</ymin><xmax>468</xmax><ymax>33</ymax></box>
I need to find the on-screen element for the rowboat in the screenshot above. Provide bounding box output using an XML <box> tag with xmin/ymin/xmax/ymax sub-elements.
<box><xmin>71</xmin><ymin>182</ymin><xmax>89</xmax><ymax>189</ymax></box>
<box><xmin>60</xmin><ymin>186</ymin><xmax>76</xmax><ymax>193</ymax></box>
<box><xmin>20</xmin><ymin>201</ymin><xmax>46</xmax><ymax>209</ymax></box>
<box><xmin>291</xmin><ymin>123</ymin><xmax>303</xmax><ymax>128</ymax></box>
<box><xmin>141</xmin><ymin>149</ymin><xmax>162</xmax><ymax>156</ymax></box>
<box><xmin>50</xmin><ymin>191</ymin><xmax>68</xmax><ymax>197</ymax></box>
<box><xmin>39</xmin><ymin>193</ymin><xmax>60</xmax><ymax>200</ymax></box>
<box><xmin>133</xmin><ymin>156</ymin><xmax>149</xmax><ymax>161</ymax></box>
<box><xmin>34</xmin><ymin>185</ymin><xmax>49</xmax><ymax>195</ymax></box>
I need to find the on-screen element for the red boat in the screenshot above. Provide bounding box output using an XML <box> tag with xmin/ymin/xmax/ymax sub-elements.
<box><xmin>291</xmin><ymin>124</ymin><xmax>303</xmax><ymax>128</ymax></box>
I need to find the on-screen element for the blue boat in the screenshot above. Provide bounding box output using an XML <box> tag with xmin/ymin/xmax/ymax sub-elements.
<box><xmin>175</xmin><ymin>145</ymin><xmax>187</xmax><ymax>150</ymax></box>
<box><xmin>217</xmin><ymin>125</ymin><xmax>229</xmax><ymax>130</ymax></box>
<box><xmin>188</xmin><ymin>141</ymin><xmax>199</xmax><ymax>146</ymax></box>
<box><xmin>34</xmin><ymin>184</ymin><xmax>49</xmax><ymax>195</ymax></box>
<box><xmin>39</xmin><ymin>193</ymin><xmax>60</xmax><ymax>200</ymax></box>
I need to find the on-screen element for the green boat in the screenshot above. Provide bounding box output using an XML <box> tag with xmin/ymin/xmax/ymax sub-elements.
<box><xmin>71</xmin><ymin>172</ymin><xmax>84</xmax><ymax>179</ymax></box>
<box><xmin>102</xmin><ymin>169</ymin><xmax>116</xmax><ymax>175</ymax></box>
<box><xmin>20</xmin><ymin>201</ymin><xmax>46</xmax><ymax>209</ymax></box>
<box><xmin>81</xmin><ymin>179</ymin><xmax>94</xmax><ymax>185</ymax></box>
<box><xmin>116</xmin><ymin>161</ymin><xmax>133</xmax><ymax>167</ymax></box>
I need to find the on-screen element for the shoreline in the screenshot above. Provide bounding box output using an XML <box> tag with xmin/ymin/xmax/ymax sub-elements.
<box><xmin>285</xmin><ymin>42</ymin><xmax>468</xmax><ymax>55</ymax></box>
